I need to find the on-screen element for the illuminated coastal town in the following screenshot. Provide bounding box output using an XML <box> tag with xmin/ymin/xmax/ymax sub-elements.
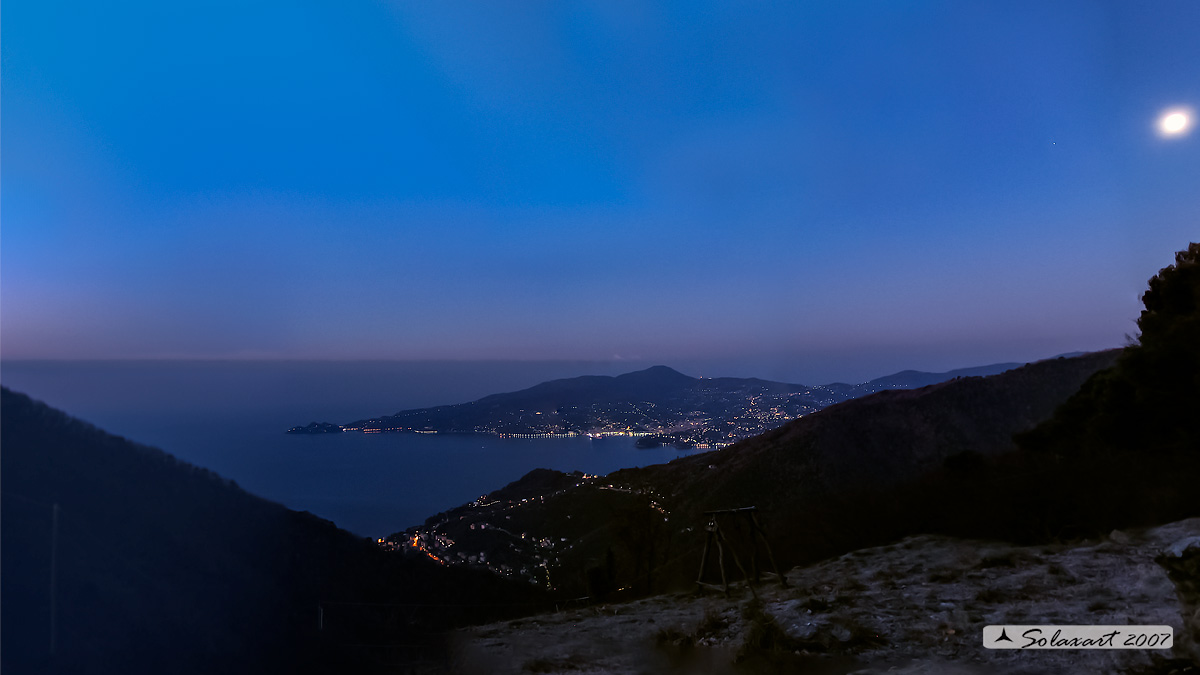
<box><xmin>327</xmin><ymin>367</ymin><xmax>859</xmax><ymax>447</ymax></box>
<box><xmin>296</xmin><ymin>363</ymin><xmax>1018</xmax><ymax>447</ymax></box>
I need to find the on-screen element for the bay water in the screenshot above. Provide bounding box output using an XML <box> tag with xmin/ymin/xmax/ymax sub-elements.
<box><xmin>0</xmin><ymin>360</ymin><xmax>704</xmax><ymax>537</ymax></box>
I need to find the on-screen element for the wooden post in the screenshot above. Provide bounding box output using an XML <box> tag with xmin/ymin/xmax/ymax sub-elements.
<box><xmin>715</xmin><ymin>535</ymin><xmax>728</xmax><ymax>596</ymax></box>
<box><xmin>751</xmin><ymin>512</ymin><xmax>788</xmax><ymax>588</ymax></box>
<box><xmin>716</xmin><ymin>526</ymin><xmax>757</xmax><ymax>601</ymax></box>
<box><xmin>695</xmin><ymin>528</ymin><xmax>713</xmax><ymax>591</ymax></box>
<box><xmin>750</xmin><ymin>518</ymin><xmax>761</xmax><ymax>584</ymax></box>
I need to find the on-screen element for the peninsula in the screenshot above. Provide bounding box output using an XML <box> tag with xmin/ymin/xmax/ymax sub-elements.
<box><xmin>289</xmin><ymin>362</ymin><xmax>1021</xmax><ymax>446</ymax></box>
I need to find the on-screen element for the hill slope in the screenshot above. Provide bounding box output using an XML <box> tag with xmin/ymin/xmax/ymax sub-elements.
<box><xmin>632</xmin><ymin>351</ymin><xmax>1121</xmax><ymax>517</ymax></box>
<box><xmin>1</xmin><ymin>388</ymin><xmax>542</xmax><ymax>675</ymax></box>
<box><xmin>388</xmin><ymin>351</ymin><xmax>1123</xmax><ymax>596</ymax></box>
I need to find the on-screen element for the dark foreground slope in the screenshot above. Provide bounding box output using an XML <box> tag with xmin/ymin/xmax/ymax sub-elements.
<box><xmin>1</xmin><ymin>388</ymin><xmax>543</xmax><ymax>675</ymax></box>
<box><xmin>451</xmin><ymin>517</ymin><xmax>1200</xmax><ymax>674</ymax></box>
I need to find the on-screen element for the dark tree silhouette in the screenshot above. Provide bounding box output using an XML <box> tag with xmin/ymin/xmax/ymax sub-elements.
<box><xmin>1018</xmin><ymin>242</ymin><xmax>1200</xmax><ymax>458</ymax></box>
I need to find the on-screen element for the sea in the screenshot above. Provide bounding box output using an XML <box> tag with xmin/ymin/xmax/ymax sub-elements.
<box><xmin>0</xmin><ymin>360</ymin><xmax>706</xmax><ymax>538</ymax></box>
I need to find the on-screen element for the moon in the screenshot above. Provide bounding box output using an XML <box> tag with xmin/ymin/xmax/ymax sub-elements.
<box><xmin>1157</xmin><ymin>107</ymin><xmax>1194</xmax><ymax>138</ymax></box>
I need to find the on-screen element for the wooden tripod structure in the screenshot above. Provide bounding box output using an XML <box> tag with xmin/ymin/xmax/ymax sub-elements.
<box><xmin>694</xmin><ymin>506</ymin><xmax>787</xmax><ymax>599</ymax></box>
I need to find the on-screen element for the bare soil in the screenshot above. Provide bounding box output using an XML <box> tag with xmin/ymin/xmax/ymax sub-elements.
<box><xmin>446</xmin><ymin>517</ymin><xmax>1200</xmax><ymax>674</ymax></box>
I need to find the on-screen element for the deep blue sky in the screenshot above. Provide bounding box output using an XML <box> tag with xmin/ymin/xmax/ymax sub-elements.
<box><xmin>3</xmin><ymin>1</ymin><xmax>1198</xmax><ymax>383</ymax></box>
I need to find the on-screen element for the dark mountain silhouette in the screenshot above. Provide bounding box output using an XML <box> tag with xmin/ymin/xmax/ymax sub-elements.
<box><xmin>338</xmin><ymin>365</ymin><xmax>826</xmax><ymax>443</ymax></box>
<box><xmin>451</xmin><ymin>364</ymin><xmax>705</xmax><ymax>410</ymax></box>
<box><xmin>320</xmin><ymin>361</ymin><xmax>1024</xmax><ymax>444</ymax></box>
<box><xmin>857</xmin><ymin>361</ymin><xmax>1021</xmax><ymax>390</ymax></box>
<box><xmin>1</xmin><ymin>388</ymin><xmax>544</xmax><ymax>675</ymax></box>
<box><xmin>629</xmin><ymin>351</ymin><xmax>1120</xmax><ymax>513</ymax></box>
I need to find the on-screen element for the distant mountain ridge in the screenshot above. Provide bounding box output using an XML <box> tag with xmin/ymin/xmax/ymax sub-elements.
<box><xmin>298</xmin><ymin>360</ymin><xmax>1024</xmax><ymax>446</ymax></box>
<box><xmin>854</xmin><ymin>361</ymin><xmax>1023</xmax><ymax>390</ymax></box>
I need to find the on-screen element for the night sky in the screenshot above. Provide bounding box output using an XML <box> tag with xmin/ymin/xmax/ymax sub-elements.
<box><xmin>4</xmin><ymin>1</ymin><xmax>1198</xmax><ymax>383</ymax></box>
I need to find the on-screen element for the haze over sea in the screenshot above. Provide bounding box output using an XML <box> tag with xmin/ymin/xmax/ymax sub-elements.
<box><xmin>1</xmin><ymin>359</ymin><xmax>720</xmax><ymax>538</ymax></box>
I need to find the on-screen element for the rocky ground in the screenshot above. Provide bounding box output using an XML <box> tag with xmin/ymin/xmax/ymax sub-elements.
<box><xmin>444</xmin><ymin>518</ymin><xmax>1200</xmax><ymax>674</ymax></box>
